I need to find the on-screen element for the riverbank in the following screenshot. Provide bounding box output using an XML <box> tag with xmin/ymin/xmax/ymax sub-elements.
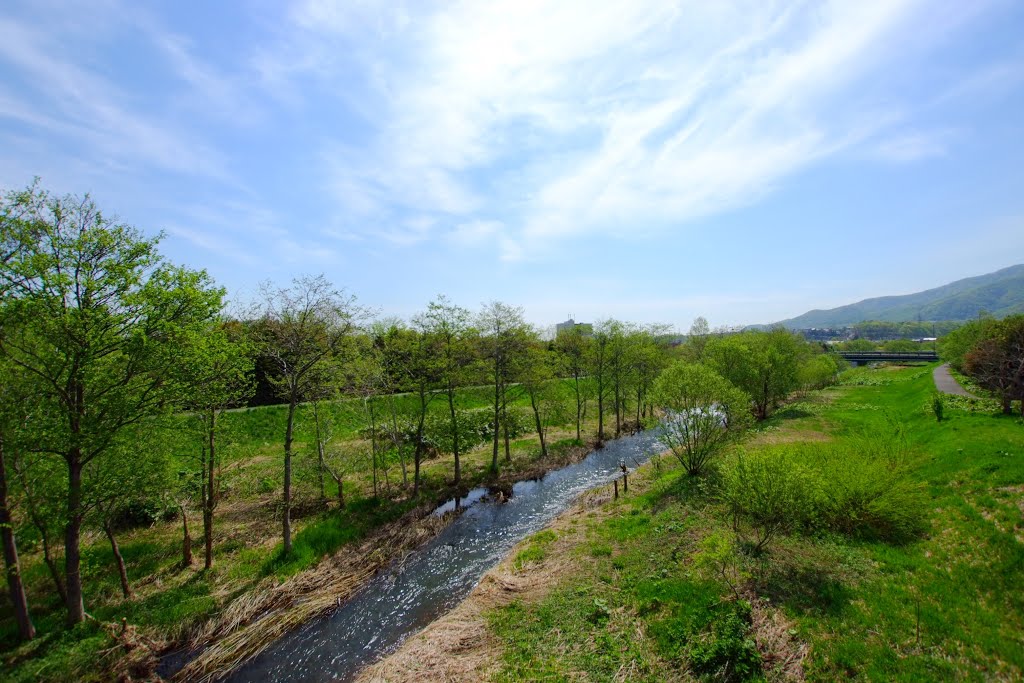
<box><xmin>363</xmin><ymin>364</ymin><xmax>1024</xmax><ymax>680</ymax></box>
<box><xmin>0</xmin><ymin>391</ymin><xmax>613</xmax><ymax>683</ymax></box>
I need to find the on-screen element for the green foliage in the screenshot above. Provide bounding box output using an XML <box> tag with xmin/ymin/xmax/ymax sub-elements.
<box><xmin>939</xmin><ymin>317</ymin><xmax>997</xmax><ymax>371</ymax></box>
<box><xmin>797</xmin><ymin>353</ymin><xmax>842</xmax><ymax>391</ymax></box>
<box><xmin>803</xmin><ymin>436</ymin><xmax>928</xmax><ymax>543</ymax></box>
<box><xmin>842</xmin><ymin>338</ymin><xmax>877</xmax><ymax>352</ymax></box>
<box><xmin>723</xmin><ymin>436</ymin><xmax>927</xmax><ymax>548</ymax></box>
<box><xmin>931</xmin><ymin>393</ymin><xmax>944</xmax><ymax>422</ymax></box>
<box><xmin>883</xmin><ymin>339</ymin><xmax>919</xmax><ymax>353</ymax></box>
<box><xmin>651</xmin><ymin>362</ymin><xmax>752</xmax><ymax>476</ymax></box>
<box><xmin>721</xmin><ymin>448</ymin><xmax>818</xmax><ymax>552</ymax></box>
<box><xmin>693</xmin><ymin>531</ymin><xmax>749</xmax><ymax>598</ymax></box>
<box><xmin>705</xmin><ymin>329</ymin><xmax>807</xmax><ymax>420</ymax></box>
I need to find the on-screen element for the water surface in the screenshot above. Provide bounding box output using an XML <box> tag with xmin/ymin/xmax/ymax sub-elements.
<box><xmin>229</xmin><ymin>431</ymin><xmax>662</xmax><ymax>682</ymax></box>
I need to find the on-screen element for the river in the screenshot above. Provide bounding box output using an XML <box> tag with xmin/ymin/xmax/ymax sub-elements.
<box><xmin>226</xmin><ymin>430</ymin><xmax>663</xmax><ymax>682</ymax></box>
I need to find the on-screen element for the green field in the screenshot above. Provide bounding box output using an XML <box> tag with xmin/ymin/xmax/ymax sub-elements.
<box><xmin>486</xmin><ymin>364</ymin><xmax>1024</xmax><ymax>681</ymax></box>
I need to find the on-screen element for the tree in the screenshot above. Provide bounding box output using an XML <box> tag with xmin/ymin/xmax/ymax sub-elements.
<box><xmin>589</xmin><ymin>321</ymin><xmax>617</xmax><ymax>444</ymax></box>
<box><xmin>0</xmin><ymin>184</ymin><xmax>223</xmax><ymax>624</ymax></box>
<box><xmin>939</xmin><ymin>318</ymin><xmax>994</xmax><ymax>371</ymax></box>
<box><xmin>252</xmin><ymin>275</ymin><xmax>364</xmax><ymax>555</ymax></box>
<box><xmin>627</xmin><ymin>327</ymin><xmax>667</xmax><ymax>425</ymax></box>
<box><xmin>706</xmin><ymin>330</ymin><xmax>804</xmax><ymax>420</ymax></box>
<box><xmin>478</xmin><ymin>302</ymin><xmax>530</xmax><ymax>472</ymax></box>
<box><xmin>88</xmin><ymin>432</ymin><xmax>170</xmax><ymax>599</ymax></box>
<box><xmin>555</xmin><ymin>326</ymin><xmax>591</xmax><ymax>442</ymax></box>
<box><xmin>605</xmin><ymin>320</ymin><xmax>632</xmax><ymax>437</ymax></box>
<box><xmin>963</xmin><ymin>315</ymin><xmax>1024</xmax><ymax>415</ymax></box>
<box><xmin>650</xmin><ymin>362</ymin><xmax>752</xmax><ymax>476</ymax></box>
<box><xmin>175</xmin><ymin>324</ymin><xmax>253</xmax><ymax>568</ymax></box>
<box><xmin>520</xmin><ymin>344</ymin><xmax>555</xmax><ymax>458</ymax></box>
<box><xmin>414</xmin><ymin>296</ymin><xmax>473</xmax><ymax>485</ymax></box>
<box><xmin>883</xmin><ymin>339</ymin><xmax>918</xmax><ymax>353</ymax></box>
<box><xmin>687</xmin><ymin>316</ymin><xmax>711</xmax><ymax>360</ymax></box>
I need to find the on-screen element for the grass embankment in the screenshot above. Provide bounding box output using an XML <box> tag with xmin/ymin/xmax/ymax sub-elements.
<box><xmin>472</xmin><ymin>364</ymin><xmax>1023</xmax><ymax>681</ymax></box>
<box><xmin>0</xmin><ymin>384</ymin><xmax>604</xmax><ymax>682</ymax></box>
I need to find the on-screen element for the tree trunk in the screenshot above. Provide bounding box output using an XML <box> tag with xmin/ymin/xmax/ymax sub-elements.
<box><xmin>313</xmin><ymin>402</ymin><xmax>326</xmax><ymax>502</ymax></box>
<box><xmin>491</xmin><ymin>368</ymin><xmax>501</xmax><ymax>473</ymax></box>
<box><xmin>103</xmin><ymin>520</ymin><xmax>132</xmax><ymax>599</ymax></box>
<box><xmin>180</xmin><ymin>503</ymin><xmax>193</xmax><ymax>567</ymax></box>
<box><xmin>1002</xmin><ymin>395</ymin><xmax>1012</xmax><ymax>415</ymax></box>
<box><xmin>205</xmin><ymin>410</ymin><xmax>216</xmax><ymax>570</ymax></box>
<box><xmin>0</xmin><ymin>436</ymin><xmax>35</xmax><ymax>640</ymax></box>
<box><xmin>64</xmin><ymin>452</ymin><xmax>85</xmax><ymax>625</ymax></box>
<box><xmin>614</xmin><ymin>380</ymin><xmax>622</xmax><ymax>437</ymax></box>
<box><xmin>502</xmin><ymin>397</ymin><xmax>511</xmax><ymax>463</ymax></box>
<box><xmin>368</xmin><ymin>400</ymin><xmax>379</xmax><ymax>498</ymax></box>
<box><xmin>597</xmin><ymin>381</ymin><xmax>605</xmax><ymax>443</ymax></box>
<box><xmin>530</xmin><ymin>391</ymin><xmax>547</xmax><ymax>458</ymax></box>
<box><xmin>335</xmin><ymin>475</ymin><xmax>345</xmax><ymax>508</ymax></box>
<box><xmin>283</xmin><ymin>397</ymin><xmax>296</xmax><ymax>555</ymax></box>
<box><xmin>448</xmin><ymin>386</ymin><xmax>460</xmax><ymax>485</ymax></box>
<box><xmin>573</xmin><ymin>373</ymin><xmax>582</xmax><ymax>442</ymax></box>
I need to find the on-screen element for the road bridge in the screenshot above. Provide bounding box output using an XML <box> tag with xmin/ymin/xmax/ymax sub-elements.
<box><xmin>838</xmin><ymin>350</ymin><xmax>938</xmax><ymax>365</ymax></box>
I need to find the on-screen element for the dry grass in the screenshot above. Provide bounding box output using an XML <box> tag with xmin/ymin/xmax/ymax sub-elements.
<box><xmin>173</xmin><ymin>506</ymin><xmax>455</xmax><ymax>683</ymax></box>
<box><xmin>748</xmin><ymin>596</ymin><xmax>808</xmax><ymax>681</ymax></box>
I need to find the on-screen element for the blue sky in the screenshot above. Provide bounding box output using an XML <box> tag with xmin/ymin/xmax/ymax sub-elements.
<box><xmin>1</xmin><ymin>0</ymin><xmax>1023</xmax><ymax>331</ymax></box>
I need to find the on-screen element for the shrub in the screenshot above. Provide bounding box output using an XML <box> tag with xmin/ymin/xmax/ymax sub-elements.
<box><xmin>805</xmin><ymin>436</ymin><xmax>927</xmax><ymax>543</ymax></box>
<box><xmin>721</xmin><ymin>447</ymin><xmax>817</xmax><ymax>553</ymax></box>
<box><xmin>651</xmin><ymin>362</ymin><xmax>753</xmax><ymax>476</ymax></box>
<box><xmin>932</xmin><ymin>393</ymin><xmax>944</xmax><ymax>422</ymax></box>
<box><xmin>721</xmin><ymin>434</ymin><xmax>926</xmax><ymax>549</ymax></box>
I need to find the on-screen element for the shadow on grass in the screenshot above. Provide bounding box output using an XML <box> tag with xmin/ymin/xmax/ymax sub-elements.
<box><xmin>757</xmin><ymin>563</ymin><xmax>851</xmax><ymax>616</ymax></box>
<box><xmin>774</xmin><ymin>407</ymin><xmax>815</xmax><ymax>420</ymax></box>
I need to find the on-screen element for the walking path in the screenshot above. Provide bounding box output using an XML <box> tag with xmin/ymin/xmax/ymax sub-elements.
<box><xmin>933</xmin><ymin>363</ymin><xmax>978</xmax><ymax>398</ymax></box>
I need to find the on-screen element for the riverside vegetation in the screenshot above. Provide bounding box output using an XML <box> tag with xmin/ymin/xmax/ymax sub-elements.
<box><xmin>1</xmin><ymin>183</ymin><xmax>1020</xmax><ymax>682</ymax></box>
<box><xmin>481</xmin><ymin>362</ymin><xmax>1024</xmax><ymax>681</ymax></box>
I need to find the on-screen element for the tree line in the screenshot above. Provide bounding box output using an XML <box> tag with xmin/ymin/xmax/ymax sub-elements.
<box><xmin>0</xmin><ymin>183</ymin><xmax>842</xmax><ymax>643</ymax></box>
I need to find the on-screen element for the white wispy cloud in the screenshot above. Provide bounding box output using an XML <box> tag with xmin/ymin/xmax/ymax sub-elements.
<box><xmin>271</xmin><ymin>0</ymin><xmax>999</xmax><ymax>259</ymax></box>
<box><xmin>0</xmin><ymin>15</ymin><xmax>234</xmax><ymax>182</ymax></box>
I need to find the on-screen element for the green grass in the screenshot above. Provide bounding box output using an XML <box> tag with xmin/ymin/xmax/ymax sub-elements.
<box><xmin>486</xmin><ymin>364</ymin><xmax>1024</xmax><ymax>681</ymax></box>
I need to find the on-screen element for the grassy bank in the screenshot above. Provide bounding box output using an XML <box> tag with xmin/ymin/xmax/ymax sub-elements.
<box><xmin>0</xmin><ymin>382</ymin><xmax>607</xmax><ymax>682</ymax></box>
<box><xmin>483</xmin><ymin>364</ymin><xmax>1023</xmax><ymax>681</ymax></box>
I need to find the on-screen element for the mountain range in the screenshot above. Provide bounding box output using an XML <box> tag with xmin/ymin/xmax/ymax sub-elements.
<box><xmin>773</xmin><ymin>264</ymin><xmax>1024</xmax><ymax>328</ymax></box>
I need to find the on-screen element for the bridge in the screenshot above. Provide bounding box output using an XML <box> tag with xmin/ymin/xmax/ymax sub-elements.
<box><xmin>838</xmin><ymin>350</ymin><xmax>938</xmax><ymax>365</ymax></box>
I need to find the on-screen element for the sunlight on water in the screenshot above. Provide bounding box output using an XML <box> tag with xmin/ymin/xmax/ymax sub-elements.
<box><xmin>228</xmin><ymin>431</ymin><xmax>663</xmax><ymax>682</ymax></box>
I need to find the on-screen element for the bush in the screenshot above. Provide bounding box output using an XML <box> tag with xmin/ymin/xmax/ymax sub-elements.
<box><xmin>722</xmin><ymin>435</ymin><xmax>927</xmax><ymax>548</ymax></box>
<box><xmin>932</xmin><ymin>393</ymin><xmax>944</xmax><ymax>422</ymax></box>
<box><xmin>721</xmin><ymin>448</ymin><xmax>817</xmax><ymax>552</ymax></box>
<box><xmin>804</xmin><ymin>436</ymin><xmax>927</xmax><ymax>542</ymax></box>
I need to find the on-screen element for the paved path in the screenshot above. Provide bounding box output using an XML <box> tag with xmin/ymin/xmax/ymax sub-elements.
<box><xmin>933</xmin><ymin>363</ymin><xmax>978</xmax><ymax>398</ymax></box>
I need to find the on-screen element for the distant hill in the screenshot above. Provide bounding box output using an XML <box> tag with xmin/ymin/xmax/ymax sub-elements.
<box><xmin>774</xmin><ymin>264</ymin><xmax>1024</xmax><ymax>328</ymax></box>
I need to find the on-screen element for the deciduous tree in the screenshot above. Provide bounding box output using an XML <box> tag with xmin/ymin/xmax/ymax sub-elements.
<box><xmin>0</xmin><ymin>184</ymin><xmax>222</xmax><ymax>624</ymax></box>
<box><xmin>252</xmin><ymin>275</ymin><xmax>365</xmax><ymax>554</ymax></box>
